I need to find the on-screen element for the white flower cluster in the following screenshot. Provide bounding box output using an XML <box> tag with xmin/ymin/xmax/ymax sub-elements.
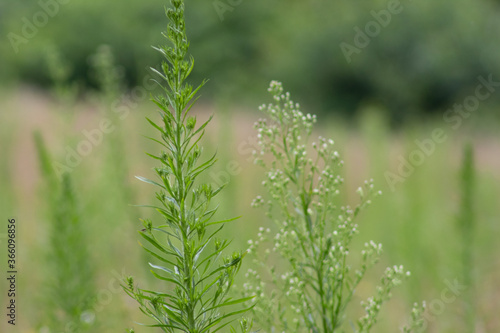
<box><xmin>246</xmin><ymin>227</ymin><xmax>270</xmax><ymax>254</ymax></box>
<box><xmin>243</xmin><ymin>268</ymin><xmax>265</xmax><ymax>299</ymax></box>
<box><xmin>357</xmin><ymin>265</ymin><xmax>411</xmax><ymax>332</ymax></box>
<box><xmin>361</xmin><ymin>240</ymin><xmax>383</xmax><ymax>260</ymax></box>
<box><xmin>403</xmin><ymin>302</ymin><xmax>427</xmax><ymax>333</ymax></box>
<box><xmin>254</xmin><ymin>81</ymin><xmax>316</xmax><ymax>170</ymax></box>
<box><xmin>243</xmin><ymin>81</ymin><xmax>410</xmax><ymax>333</ymax></box>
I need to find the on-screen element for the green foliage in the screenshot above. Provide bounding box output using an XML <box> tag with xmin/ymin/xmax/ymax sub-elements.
<box><xmin>458</xmin><ymin>143</ymin><xmax>476</xmax><ymax>333</ymax></box>
<box><xmin>33</xmin><ymin>131</ymin><xmax>57</xmax><ymax>188</ymax></box>
<box><xmin>88</xmin><ymin>42</ymin><xmax>132</xmax><ymax>211</ymax></box>
<box><xmin>3</xmin><ymin>0</ymin><xmax>500</xmax><ymax>121</ymax></box>
<box><xmin>43</xmin><ymin>46</ymin><xmax>78</xmax><ymax>105</ymax></box>
<box><xmin>459</xmin><ymin>144</ymin><xmax>475</xmax><ymax>244</ymax></box>
<box><xmin>244</xmin><ymin>81</ymin><xmax>417</xmax><ymax>332</ymax></box>
<box><xmin>123</xmin><ymin>1</ymin><xmax>251</xmax><ymax>332</ymax></box>
<box><xmin>34</xmin><ymin>132</ymin><xmax>97</xmax><ymax>332</ymax></box>
<box><xmin>89</xmin><ymin>44</ymin><xmax>124</xmax><ymax>101</ymax></box>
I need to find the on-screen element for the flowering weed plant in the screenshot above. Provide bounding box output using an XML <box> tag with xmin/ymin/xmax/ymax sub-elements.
<box><xmin>244</xmin><ymin>81</ymin><xmax>423</xmax><ymax>333</ymax></box>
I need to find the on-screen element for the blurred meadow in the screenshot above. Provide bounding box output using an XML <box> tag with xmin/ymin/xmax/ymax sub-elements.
<box><xmin>0</xmin><ymin>0</ymin><xmax>499</xmax><ymax>332</ymax></box>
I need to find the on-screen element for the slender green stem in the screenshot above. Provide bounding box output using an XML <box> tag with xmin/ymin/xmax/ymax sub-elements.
<box><xmin>124</xmin><ymin>1</ymin><xmax>250</xmax><ymax>332</ymax></box>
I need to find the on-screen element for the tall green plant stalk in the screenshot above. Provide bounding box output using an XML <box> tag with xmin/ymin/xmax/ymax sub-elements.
<box><xmin>34</xmin><ymin>132</ymin><xmax>97</xmax><ymax>332</ymax></box>
<box><xmin>123</xmin><ymin>1</ymin><xmax>252</xmax><ymax>332</ymax></box>
<box><xmin>458</xmin><ymin>143</ymin><xmax>475</xmax><ymax>333</ymax></box>
<box><xmin>244</xmin><ymin>81</ymin><xmax>421</xmax><ymax>333</ymax></box>
<box><xmin>88</xmin><ymin>44</ymin><xmax>140</xmax><ymax>228</ymax></box>
<box><xmin>89</xmin><ymin>44</ymin><xmax>147</xmax><ymax>263</ymax></box>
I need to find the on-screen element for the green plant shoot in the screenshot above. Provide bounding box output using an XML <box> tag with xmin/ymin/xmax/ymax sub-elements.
<box><xmin>123</xmin><ymin>1</ymin><xmax>252</xmax><ymax>332</ymax></box>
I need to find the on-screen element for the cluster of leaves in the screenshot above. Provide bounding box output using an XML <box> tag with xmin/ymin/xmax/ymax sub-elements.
<box><xmin>123</xmin><ymin>1</ymin><xmax>252</xmax><ymax>332</ymax></box>
<box><xmin>243</xmin><ymin>81</ymin><xmax>422</xmax><ymax>333</ymax></box>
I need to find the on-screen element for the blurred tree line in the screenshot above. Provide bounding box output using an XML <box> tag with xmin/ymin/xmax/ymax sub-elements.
<box><xmin>1</xmin><ymin>0</ymin><xmax>500</xmax><ymax>123</ymax></box>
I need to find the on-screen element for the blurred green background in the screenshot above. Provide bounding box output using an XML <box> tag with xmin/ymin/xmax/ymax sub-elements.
<box><xmin>0</xmin><ymin>0</ymin><xmax>499</xmax><ymax>332</ymax></box>
<box><xmin>1</xmin><ymin>0</ymin><xmax>500</xmax><ymax>122</ymax></box>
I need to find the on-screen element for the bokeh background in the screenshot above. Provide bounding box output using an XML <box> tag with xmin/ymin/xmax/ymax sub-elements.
<box><xmin>0</xmin><ymin>0</ymin><xmax>499</xmax><ymax>332</ymax></box>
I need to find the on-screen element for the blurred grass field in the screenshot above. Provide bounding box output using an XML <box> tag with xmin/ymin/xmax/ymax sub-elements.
<box><xmin>1</xmin><ymin>0</ymin><xmax>500</xmax><ymax>331</ymax></box>
<box><xmin>0</xmin><ymin>85</ymin><xmax>499</xmax><ymax>332</ymax></box>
